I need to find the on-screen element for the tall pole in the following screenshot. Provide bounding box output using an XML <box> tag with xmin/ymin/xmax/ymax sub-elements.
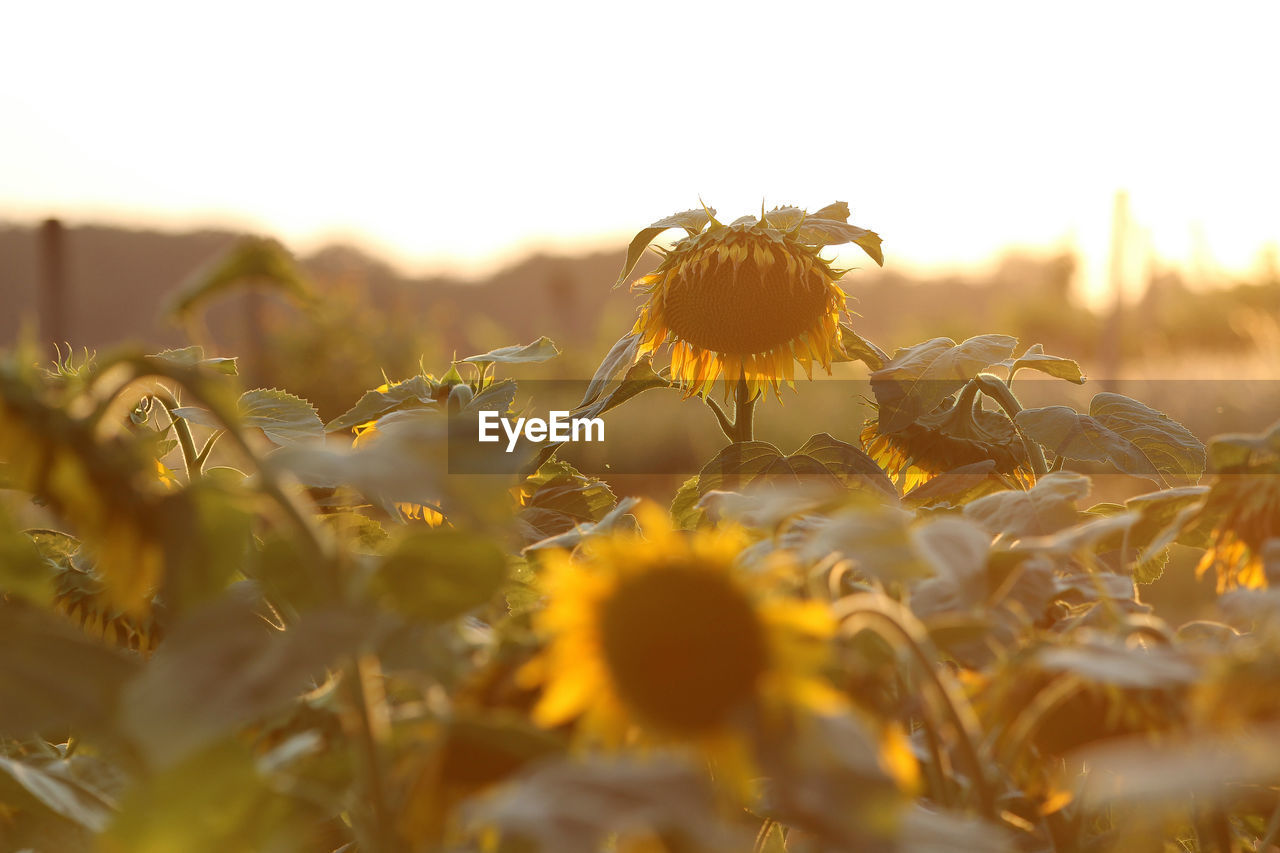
<box><xmin>38</xmin><ymin>218</ymin><xmax>67</xmax><ymax>353</ymax></box>
<box><xmin>1099</xmin><ymin>191</ymin><xmax>1128</xmax><ymax>391</ymax></box>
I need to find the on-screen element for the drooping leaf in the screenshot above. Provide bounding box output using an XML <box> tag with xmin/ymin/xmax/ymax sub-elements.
<box><xmin>871</xmin><ymin>335</ymin><xmax>1019</xmax><ymax>433</ymax></box>
<box><xmin>147</xmin><ymin>346</ymin><xmax>238</xmax><ymax>376</ymax></box>
<box><xmin>372</xmin><ymin>529</ymin><xmax>509</xmax><ymax>623</ymax></box>
<box><xmin>459</xmin><ymin>337</ymin><xmax>560</xmax><ymax>366</ymax></box>
<box><xmin>997</xmin><ymin>343</ymin><xmax>1085</xmax><ymax>385</ymax></box>
<box><xmin>615</xmin><ymin>208</ymin><xmax>716</xmax><ymax>287</ymax></box>
<box><xmin>165</xmin><ymin>236</ymin><xmax>313</xmax><ymax>321</ymax></box>
<box><xmin>573</xmin><ymin>357</ymin><xmax>671</xmax><ymax>422</ymax></box>
<box><xmin>578</xmin><ymin>330</ymin><xmax>642</xmax><ymax>409</ymax></box>
<box><xmin>794</xmin><ymin>218</ymin><xmax>884</xmax><ymax>265</ymax></box>
<box><xmin>835</xmin><ymin>325</ymin><xmax>889</xmax><ymax>371</ymax></box>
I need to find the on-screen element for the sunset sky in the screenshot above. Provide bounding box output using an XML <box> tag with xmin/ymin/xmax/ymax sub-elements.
<box><xmin>3</xmin><ymin>1</ymin><xmax>1277</xmax><ymax>305</ymax></box>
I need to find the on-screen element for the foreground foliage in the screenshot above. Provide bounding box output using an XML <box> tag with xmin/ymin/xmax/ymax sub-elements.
<box><xmin>2</xmin><ymin>208</ymin><xmax>1279</xmax><ymax>852</ymax></box>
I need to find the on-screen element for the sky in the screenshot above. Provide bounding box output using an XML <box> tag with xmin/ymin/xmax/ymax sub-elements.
<box><xmin>2</xmin><ymin>1</ymin><xmax>1278</xmax><ymax>305</ymax></box>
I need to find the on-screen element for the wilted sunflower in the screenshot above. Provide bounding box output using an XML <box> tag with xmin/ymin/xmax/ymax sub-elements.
<box><xmin>520</xmin><ymin>504</ymin><xmax>840</xmax><ymax>784</ymax></box>
<box><xmin>1192</xmin><ymin>423</ymin><xmax>1280</xmax><ymax>591</ymax></box>
<box><xmin>861</xmin><ymin>391</ymin><xmax>1035</xmax><ymax>494</ymax></box>
<box><xmin>620</xmin><ymin>203</ymin><xmax>883</xmax><ymax>399</ymax></box>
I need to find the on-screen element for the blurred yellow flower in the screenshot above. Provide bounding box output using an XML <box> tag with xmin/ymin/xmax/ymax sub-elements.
<box><xmin>520</xmin><ymin>504</ymin><xmax>841</xmax><ymax>788</ymax></box>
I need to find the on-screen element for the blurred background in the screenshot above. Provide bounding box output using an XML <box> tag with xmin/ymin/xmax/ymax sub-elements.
<box><xmin>3</xmin><ymin>2</ymin><xmax>1278</xmax><ymax>454</ymax></box>
<box><xmin>2</xmin><ymin>0</ymin><xmax>1278</xmax><ymax>622</ymax></box>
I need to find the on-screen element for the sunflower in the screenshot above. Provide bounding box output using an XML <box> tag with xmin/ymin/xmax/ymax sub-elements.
<box><xmin>1192</xmin><ymin>422</ymin><xmax>1280</xmax><ymax>591</ymax></box>
<box><xmin>619</xmin><ymin>203</ymin><xmax>883</xmax><ymax>399</ymax></box>
<box><xmin>861</xmin><ymin>391</ymin><xmax>1035</xmax><ymax>494</ymax></box>
<box><xmin>519</xmin><ymin>504</ymin><xmax>841</xmax><ymax>786</ymax></box>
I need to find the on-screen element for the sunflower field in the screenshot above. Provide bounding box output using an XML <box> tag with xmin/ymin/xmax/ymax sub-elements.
<box><xmin>3</xmin><ymin>203</ymin><xmax>1280</xmax><ymax>853</ymax></box>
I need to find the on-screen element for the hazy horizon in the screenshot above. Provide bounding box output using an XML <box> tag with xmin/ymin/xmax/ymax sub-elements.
<box><xmin>4</xmin><ymin>1</ymin><xmax>1278</xmax><ymax>305</ymax></box>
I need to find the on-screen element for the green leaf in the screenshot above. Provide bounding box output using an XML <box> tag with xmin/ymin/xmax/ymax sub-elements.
<box><xmin>1205</xmin><ymin>422</ymin><xmax>1280</xmax><ymax>472</ymax></box>
<box><xmin>319</xmin><ymin>511</ymin><xmax>388</xmax><ymax>553</ymax></box>
<box><xmin>373</xmin><ymin>529</ymin><xmax>508</xmax><ymax>622</ymax></box>
<box><xmin>0</xmin><ymin>512</ymin><xmax>56</xmax><ymax>605</ymax></box>
<box><xmin>998</xmin><ymin>343</ymin><xmax>1085</xmax><ymax>384</ymax></box>
<box><xmin>871</xmin><ymin>335</ymin><xmax>1019</xmax><ymax>433</ymax></box>
<box><xmin>963</xmin><ymin>471</ymin><xmax>1091</xmax><ymax>539</ymax></box>
<box><xmin>1036</xmin><ymin>637</ymin><xmax>1198</xmax><ymax>688</ymax></box>
<box><xmin>324</xmin><ymin>375</ymin><xmax>436</xmax><ymax>433</ymax></box>
<box><xmin>0</xmin><ymin>755</ymin><xmax>115</xmax><ymax>832</ymax></box>
<box><xmin>697</xmin><ymin>441</ymin><xmax>841</xmax><ymax>496</ymax></box>
<box><xmin>670</xmin><ymin>476</ymin><xmax>704</xmax><ymax>530</ymax></box>
<box><xmin>154</xmin><ymin>481</ymin><xmax>255</xmax><ymax>616</ymax></box>
<box><xmin>1089</xmin><ymin>392</ymin><xmax>1205</xmax><ymax>486</ymax></box>
<box><xmin>902</xmin><ymin>460</ymin><xmax>1012</xmax><ymax>508</ymax></box>
<box><xmin>174</xmin><ymin>388</ymin><xmax>325</xmax><ymax>446</ymax></box>
<box><xmin>523</xmin><ymin>497</ymin><xmax>640</xmax><ymax>553</ymax></box>
<box><xmin>796</xmin><ymin>505</ymin><xmax>931</xmax><ymax>581</ymax></box>
<box><xmin>105</xmin><ymin>739</ymin><xmax>320</xmax><ymax>853</ymax></box>
<box><xmin>165</xmin><ymin>236</ymin><xmax>313</xmax><ymax>321</ymax></box>
<box><xmin>147</xmin><ymin>346</ymin><xmax>238</xmax><ymax>376</ymax></box>
<box><xmin>517</xmin><ymin>462</ymin><xmax>618</xmax><ymax>543</ymax></box>
<box><xmin>120</xmin><ymin>596</ymin><xmax>375</xmax><ymax>767</ymax></box>
<box><xmin>460</xmin><ymin>337</ymin><xmax>560</xmax><ymax>366</ymax></box>
<box><xmin>763</xmin><ymin>205</ymin><xmax>807</xmax><ymax>231</ymax></box>
<box><xmin>616</xmin><ymin>208</ymin><xmax>716</xmax><ymax>287</ymax></box>
<box><xmin>463</xmin><ymin>378</ymin><xmax>519</xmax><ymax>415</ymax></box>
<box><xmin>1017</xmin><ymin>394</ymin><xmax>1205</xmax><ymax>487</ymax></box>
<box><xmin>0</xmin><ymin>601</ymin><xmax>139</xmax><ymax>739</ymax></box>
<box><xmin>238</xmin><ymin>388</ymin><xmax>324</xmax><ymax>446</ymax></box>
<box><xmin>464</xmin><ymin>753</ymin><xmax>738</xmax><ymax>853</ymax></box>
<box><xmin>911</xmin><ymin>516</ymin><xmax>992</xmax><ymax>583</ymax></box>
<box><xmin>792</xmin><ymin>433</ymin><xmax>898</xmax><ymax>500</ymax></box>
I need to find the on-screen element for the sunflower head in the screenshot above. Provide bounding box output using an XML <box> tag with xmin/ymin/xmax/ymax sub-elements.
<box><xmin>862</xmin><ymin>390</ymin><xmax>1035</xmax><ymax>495</ymax></box>
<box><xmin>619</xmin><ymin>203</ymin><xmax>883</xmax><ymax>399</ymax></box>
<box><xmin>520</xmin><ymin>504</ymin><xmax>839</xmax><ymax>750</ymax></box>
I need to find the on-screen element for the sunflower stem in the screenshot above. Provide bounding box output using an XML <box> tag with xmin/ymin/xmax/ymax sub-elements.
<box><xmin>153</xmin><ymin>389</ymin><xmax>201</xmax><ymax>481</ymax></box>
<box><xmin>833</xmin><ymin>594</ymin><xmax>999</xmax><ymax>821</ymax></box>
<box><xmin>704</xmin><ymin>395</ymin><xmax>737</xmax><ymax>443</ymax></box>
<box><xmin>973</xmin><ymin>373</ymin><xmax>1048</xmax><ymax>479</ymax></box>
<box><xmin>734</xmin><ymin>376</ymin><xmax>757</xmax><ymax>443</ymax></box>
